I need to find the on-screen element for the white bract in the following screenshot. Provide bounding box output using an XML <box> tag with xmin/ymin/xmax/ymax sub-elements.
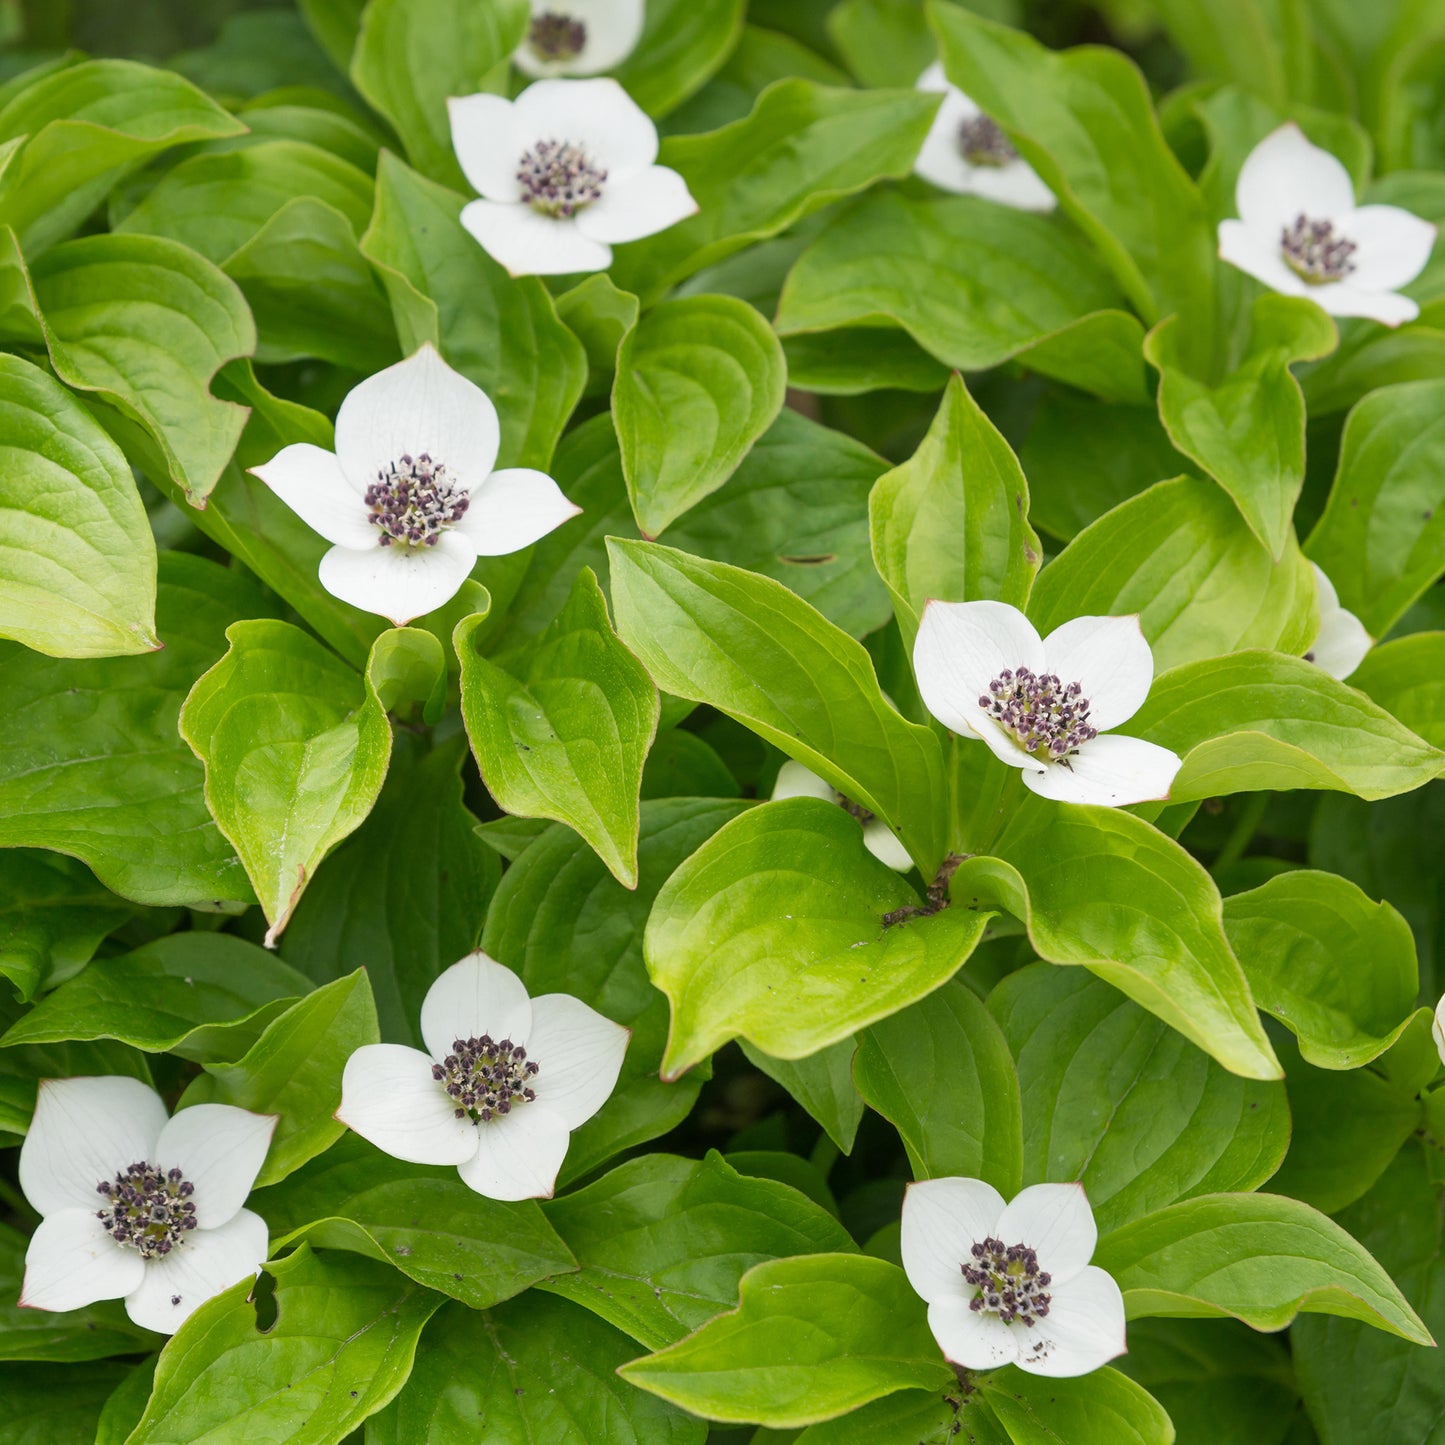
<box><xmin>1306</xmin><ymin>563</ymin><xmax>1371</xmax><ymax>681</ymax></box>
<box><xmin>1433</xmin><ymin>993</ymin><xmax>1445</xmax><ymax>1070</ymax></box>
<box><xmin>338</xmin><ymin>951</ymin><xmax>628</xmax><ymax>1201</ymax></box>
<box><xmin>514</xmin><ymin>0</ymin><xmax>644</xmax><ymax>78</ymax></box>
<box><xmin>1218</xmin><ymin>124</ymin><xmax>1437</xmax><ymax>327</ymax></box>
<box><xmin>913</xmin><ymin>600</ymin><xmax>1181</xmax><ymax>807</ymax></box>
<box><xmin>449</xmin><ymin>78</ymin><xmax>696</xmax><ymax>276</ymax></box>
<box><xmin>251</xmin><ymin>344</ymin><xmax>579</xmax><ymax>626</ymax></box>
<box><xmin>19</xmin><ymin>1077</ymin><xmax>274</xmax><ymax>1335</ymax></box>
<box><xmin>902</xmin><ymin>1177</ymin><xmax>1126</xmax><ymax>1378</ymax></box>
<box><xmin>913</xmin><ymin>62</ymin><xmax>1054</xmax><ymax>212</ymax></box>
<box><xmin>771</xmin><ymin>760</ymin><xmax>913</xmax><ymax>872</ymax></box>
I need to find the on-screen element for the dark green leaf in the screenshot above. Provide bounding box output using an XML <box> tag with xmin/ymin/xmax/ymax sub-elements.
<box><xmin>539</xmin><ymin>1150</ymin><xmax>855</xmax><ymax>1349</ymax></box>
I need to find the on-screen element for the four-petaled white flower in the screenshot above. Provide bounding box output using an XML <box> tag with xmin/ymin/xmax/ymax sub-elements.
<box><xmin>902</xmin><ymin>1177</ymin><xmax>1126</xmax><ymax>1378</ymax></box>
<box><xmin>1218</xmin><ymin>124</ymin><xmax>1437</xmax><ymax>327</ymax></box>
<box><xmin>514</xmin><ymin>0</ymin><xmax>644</xmax><ymax>78</ymax></box>
<box><xmin>19</xmin><ymin>1077</ymin><xmax>275</xmax><ymax>1335</ymax></box>
<box><xmin>913</xmin><ymin>62</ymin><xmax>1054</xmax><ymax>212</ymax></box>
<box><xmin>251</xmin><ymin>344</ymin><xmax>579</xmax><ymax>626</ymax></box>
<box><xmin>448</xmin><ymin>78</ymin><xmax>696</xmax><ymax>276</ymax></box>
<box><xmin>771</xmin><ymin>760</ymin><xmax>913</xmax><ymax>872</ymax></box>
<box><xmin>913</xmin><ymin>600</ymin><xmax>1181</xmax><ymax>808</ymax></box>
<box><xmin>338</xmin><ymin>951</ymin><xmax>628</xmax><ymax>1201</ymax></box>
<box><xmin>1306</xmin><ymin>563</ymin><xmax>1371</xmax><ymax>681</ymax></box>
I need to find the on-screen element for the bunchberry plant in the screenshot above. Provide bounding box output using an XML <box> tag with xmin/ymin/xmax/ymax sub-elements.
<box><xmin>0</xmin><ymin>1</ymin><xmax>1441</xmax><ymax>1442</ymax></box>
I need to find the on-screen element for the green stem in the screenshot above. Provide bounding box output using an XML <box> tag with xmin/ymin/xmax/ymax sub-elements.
<box><xmin>1212</xmin><ymin>793</ymin><xmax>1269</xmax><ymax>876</ymax></box>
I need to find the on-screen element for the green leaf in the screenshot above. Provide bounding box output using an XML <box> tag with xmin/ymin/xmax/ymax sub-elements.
<box><xmin>792</xmin><ymin>1387</ymin><xmax>977</xmax><ymax>1445</ymax></box>
<box><xmin>1149</xmin><ymin>0</ymin><xmax>1310</xmax><ymax>106</ymax></box>
<box><xmin>1131</xmin><ymin>652</ymin><xmax>1444</xmax><ymax>802</ymax></box>
<box><xmin>1351</xmin><ymin>632</ymin><xmax>1445</xmax><ymax>751</ymax></box>
<box><xmin>283</xmin><ymin>736</ymin><xmax>499</xmax><ymax>1046</ymax></box>
<box><xmin>0</xmin><ymin>850</ymin><xmax>133</xmax><ymax>1001</ymax></box>
<box><xmin>0</xmin><ymin>1221</ymin><xmax>152</xmax><ymax>1362</ymax></box>
<box><xmin>1293</xmin><ymin>1147</ymin><xmax>1445</xmax><ymax>1444</ymax></box>
<box><xmin>361</xmin><ymin>150</ymin><xmax>586</xmax><ymax>470</ymax></box>
<box><xmin>457</xmin><ymin>567</ymin><xmax>658</xmax><ymax>888</ymax></box>
<box><xmin>955</xmin><ymin>797</ymin><xmax>1281</xmax><ymax>1080</ymax></box>
<box><xmin>182</xmin><ymin>970</ymin><xmax>379</xmax><ymax>1186</ymax></box>
<box><xmin>351</xmin><ymin>0</ymin><xmax>527</xmax><ymax>186</ymax></box>
<box><xmin>220</xmin><ymin>195</ymin><xmax>399</xmax><ymax>373</ymax></box>
<box><xmin>126</xmin><ymin>1244</ymin><xmax>441</xmax><ymax>1445</ymax></box>
<box><xmin>1306</xmin><ymin>378</ymin><xmax>1445</xmax><ymax>636</ymax></box>
<box><xmin>614</xmin><ymin>293</ymin><xmax>786</xmax><ymax>537</ymax></box>
<box><xmin>538</xmin><ymin>1150</ymin><xmax>855</xmax><ymax>1349</ymax></box>
<box><xmin>555</xmin><ymin>272</ymin><xmax>638</xmax><ymax>399</ymax></box>
<box><xmin>870</xmin><ymin>373</ymin><xmax>1040</xmax><ymax>646</ymax></box>
<box><xmin>1221</xmin><ymin>870</ymin><xmax>1421</xmax><ymax>1069</ymax></box>
<box><xmin>978</xmin><ymin>1365</ymin><xmax>1177</xmax><ymax>1445</ymax></box>
<box><xmin>781</xmin><ymin>324</ymin><xmax>952</xmax><ymax>397</ymax></box>
<box><xmin>253</xmin><ymin>1133</ymin><xmax>576</xmax><ymax>1310</ymax></box>
<box><xmin>0</xmin><ymin>59</ymin><xmax>245</xmax><ymax>254</ymax></box>
<box><xmin>613</xmin><ymin>0</ymin><xmax>746</xmax><ymax>116</ymax></box>
<box><xmin>928</xmin><ymin>1</ymin><xmax>1214</xmax><ymax>339</ymax></box>
<box><xmin>512</xmin><ymin>408</ymin><xmax>892</xmax><ymax>642</ymax></box>
<box><xmin>989</xmin><ymin>963</ymin><xmax>1287</xmax><ymax>1234</ymax></box>
<box><xmin>645</xmin><ymin>798</ymin><xmax>990</xmax><ymax>1078</ymax></box>
<box><xmin>0</xmin><ymin>228</ymin><xmax>255</xmax><ymax>508</ymax></box>
<box><xmin>608</xmin><ymin>539</ymin><xmax>948</xmax><ymax>871</ymax></box>
<box><xmin>610</xmin><ymin>80</ymin><xmax>938</xmax><ymax>301</ymax></box>
<box><xmin>1114</xmin><ymin>1319</ymin><xmax>1297</xmax><ymax>1445</ymax></box>
<box><xmin>1019</xmin><ymin>390</ymin><xmax>1187</xmax><ymax>543</ymax></box>
<box><xmin>0</xmin><ymin>932</ymin><xmax>310</xmax><ymax>1062</ymax></box>
<box><xmin>114</xmin><ymin>138</ymin><xmax>374</xmax><ymax>266</ymax></box>
<box><xmin>1146</xmin><ymin>297</ymin><xmax>1337</xmax><ymax>558</ymax></box>
<box><xmin>618</xmin><ymin>1253</ymin><xmax>952</xmax><ymax>1428</ymax></box>
<box><xmin>1268</xmin><ymin>1043</ymin><xmax>1421</xmax><ymax>1215</ymax></box>
<box><xmin>481</xmin><ymin>797</ymin><xmax>749</xmax><ymax>1182</ymax></box>
<box><xmin>1028</xmin><ymin>476</ymin><xmax>1317</xmax><ymax>674</ymax></box>
<box><xmin>0</xmin><ymin>551</ymin><xmax>266</xmax><ymax>906</ymax></box>
<box><xmin>741</xmin><ymin>1037</ymin><xmax>865</xmax><ymax>1153</ymax></box>
<box><xmin>0</xmin><ymin>350</ymin><xmax>156</xmax><ymax>657</ymax></box>
<box><xmin>828</xmin><ymin>0</ymin><xmax>936</xmax><ymax>87</ymax></box>
<box><xmin>0</xmin><ymin>1362</ymin><xmax>131</xmax><ymax>1445</ymax></box>
<box><xmin>93</xmin><ymin>1359</ymin><xmax>155</xmax><ymax>1445</ymax></box>
<box><xmin>1095</xmin><ymin>1193</ymin><xmax>1432</xmax><ymax>1343</ymax></box>
<box><xmin>179</xmin><ymin>618</ymin><xmax>396</xmax><ymax>944</ymax></box>
<box><xmin>370</xmin><ymin>1294</ymin><xmax>705</xmax><ymax>1445</ymax></box>
<box><xmin>854</xmin><ymin>979</ymin><xmax>1023</xmax><ymax>1194</ymax></box>
<box><xmin>775</xmin><ymin>190</ymin><xmax>1147</xmax><ymax>403</ymax></box>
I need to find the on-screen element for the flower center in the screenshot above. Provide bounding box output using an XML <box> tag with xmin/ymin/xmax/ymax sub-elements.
<box><xmin>957</xmin><ymin>114</ymin><xmax>1018</xmax><ymax>168</ymax></box>
<box><xmin>834</xmin><ymin>791</ymin><xmax>876</xmax><ymax>825</ymax></box>
<box><xmin>528</xmin><ymin>11</ymin><xmax>587</xmax><ymax>61</ymax></box>
<box><xmin>1280</xmin><ymin>213</ymin><xmax>1358</xmax><ymax>284</ymax></box>
<box><xmin>433</xmin><ymin>1035</ymin><xmax>540</xmax><ymax>1123</ymax></box>
<box><xmin>962</xmin><ymin>1236</ymin><xmax>1053</xmax><ymax>1327</ymax></box>
<box><xmin>95</xmin><ymin>1162</ymin><xmax>198</xmax><ymax>1260</ymax></box>
<box><xmin>517</xmin><ymin>138</ymin><xmax>607</xmax><ymax>218</ymax></box>
<box><xmin>365</xmin><ymin>454</ymin><xmax>469</xmax><ymax>548</ymax></box>
<box><xmin>978</xmin><ymin>666</ymin><xmax>1096</xmax><ymax>763</ymax></box>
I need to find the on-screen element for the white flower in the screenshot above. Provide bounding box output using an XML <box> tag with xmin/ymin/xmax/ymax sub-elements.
<box><xmin>771</xmin><ymin>760</ymin><xmax>913</xmax><ymax>872</ymax></box>
<box><xmin>913</xmin><ymin>62</ymin><xmax>1054</xmax><ymax>212</ymax></box>
<box><xmin>1218</xmin><ymin>124</ymin><xmax>1437</xmax><ymax>327</ymax></box>
<box><xmin>913</xmin><ymin>600</ymin><xmax>1181</xmax><ymax>808</ymax></box>
<box><xmin>1306</xmin><ymin>563</ymin><xmax>1372</xmax><ymax>681</ymax></box>
<box><xmin>19</xmin><ymin>1077</ymin><xmax>275</xmax><ymax>1335</ymax></box>
<box><xmin>337</xmin><ymin>951</ymin><xmax>629</xmax><ymax>1201</ymax></box>
<box><xmin>902</xmin><ymin>1177</ymin><xmax>1126</xmax><ymax>1378</ymax></box>
<box><xmin>1433</xmin><ymin>993</ymin><xmax>1445</xmax><ymax>1069</ymax></box>
<box><xmin>514</xmin><ymin>0</ymin><xmax>644</xmax><ymax>78</ymax></box>
<box><xmin>251</xmin><ymin>344</ymin><xmax>579</xmax><ymax>626</ymax></box>
<box><xmin>448</xmin><ymin>78</ymin><xmax>696</xmax><ymax>276</ymax></box>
